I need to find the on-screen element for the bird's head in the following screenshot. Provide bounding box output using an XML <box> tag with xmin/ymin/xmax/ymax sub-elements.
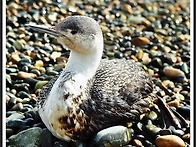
<box><xmin>27</xmin><ymin>16</ymin><xmax>103</xmax><ymax>55</ymax></box>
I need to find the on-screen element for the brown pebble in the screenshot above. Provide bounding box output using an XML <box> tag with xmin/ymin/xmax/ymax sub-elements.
<box><xmin>124</xmin><ymin>4</ymin><xmax>132</xmax><ymax>14</ymax></box>
<box><xmin>133</xmin><ymin>139</ymin><xmax>143</xmax><ymax>147</ymax></box>
<box><xmin>17</xmin><ymin>71</ymin><xmax>37</xmax><ymax>79</ymax></box>
<box><xmin>156</xmin><ymin>135</ymin><xmax>185</xmax><ymax>147</ymax></box>
<box><xmin>10</xmin><ymin>103</ymin><xmax>23</xmax><ymax>111</ymax></box>
<box><xmin>167</xmin><ymin>100</ymin><xmax>180</xmax><ymax>108</ymax></box>
<box><xmin>131</xmin><ymin>37</ymin><xmax>150</xmax><ymax>47</ymax></box>
<box><xmin>18</xmin><ymin>27</ymin><xmax>26</xmax><ymax>34</ymax></box>
<box><xmin>142</xmin><ymin>19</ymin><xmax>151</xmax><ymax>25</ymax></box>
<box><xmin>163</xmin><ymin>66</ymin><xmax>185</xmax><ymax>78</ymax></box>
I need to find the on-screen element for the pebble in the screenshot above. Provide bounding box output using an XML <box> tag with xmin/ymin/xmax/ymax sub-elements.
<box><xmin>13</xmin><ymin>40</ymin><xmax>24</xmax><ymax>51</ymax></box>
<box><xmin>131</xmin><ymin>37</ymin><xmax>150</xmax><ymax>47</ymax></box>
<box><xmin>167</xmin><ymin>100</ymin><xmax>180</xmax><ymax>108</ymax></box>
<box><xmin>34</xmin><ymin>60</ymin><xmax>44</xmax><ymax>67</ymax></box>
<box><xmin>10</xmin><ymin>103</ymin><xmax>23</xmax><ymax>111</ymax></box>
<box><xmin>156</xmin><ymin>135</ymin><xmax>185</xmax><ymax>147</ymax></box>
<box><xmin>34</xmin><ymin>81</ymin><xmax>49</xmax><ymax>91</ymax></box>
<box><xmin>11</xmin><ymin>53</ymin><xmax>21</xmax><ymax>62</ymax></box>
<box><xmin>94</xmin><ymin>126</ymin><xmax>131</xmax><ymax>147</ymax></box>
<box><xmin>133</xmin><ymin>139</ymin><xmax>143</xmax><ymax>147</ymax></box>
<box><xmin>17</xmin><ymin>71</ymin><xmax>37</xmax><ymax>79</ymax></box>
<box><xmin>8</xmin><ymin>127</ymin><xmax>43</xmax><ymax>147</ymax></box>
<box><xmin>163</xmin><ymin>66</ymin><xmax>185</xmax><ymax>78</ymax></box>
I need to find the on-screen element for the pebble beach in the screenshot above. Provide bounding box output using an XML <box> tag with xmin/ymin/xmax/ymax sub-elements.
<box><xmin>6</xmin><ymin>0</ymin><xmax>191</xmax><ymax>146</ymax></box>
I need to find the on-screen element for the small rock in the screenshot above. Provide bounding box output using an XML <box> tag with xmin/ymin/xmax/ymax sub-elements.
<box><xmin>133</xmin><ymin>139</ymin><xmax>143</xmax><ymax>147</ymax></box>
<box><xmin>167</xmin><ymin>100</ymin><xmax>180</xmax><ymax>108</ymax></box>
<box><xmin>8</xmin><ymin>127</ymin><xmax>43</xmax><ymax>147</ymax></box>
<box><xmin>156</xmin><ymin>135</ymin><xmax>185</xmax><ymax>147</ymax></box>
<box><xmin>171</xmin><ymin>93</ymin><xmax>185</xmax><ymax>101</ymax></box>
<box><xmin>145</xmin><ymin>124</ymin><xmax>162</xmax><ymax>136</ymax></box>
<box><xmin>11</xmin><ymin>53</ymin><xmax>21</xmax><ymax>62</ymax></box>
<box><xmin>182</xmin><ymin>133</ymin><xmax>190</xmax><ymax>140</ymax></box>
<box><xmin>34</xmin><ymin>60</ymin><xmax>44</xmax><ymax>67</ymax></box>
<box><xmin>34</xmin><ymin>81</ymin><xmax>48</xmax><ymax>91</ymax></box>
<box><xmin>145</xmin><ymin>111</ymin><xmax>158</xmax><ymax>121</ymax></box>
<box><xmin>6</xmin><ymin>128</ymin><xmax>14</xmax><ymax>138</ymax></box>
<box><xmin>163</xmin><ymin>66</ymin><xmax>185</xmax><ymax>78</ymax></box>
<box><xmin>94</xmin><ymin>126</ymin><xmax>131</xmax><ymax>147</ymax></box>
<box><xmin>6</xmin><ymin>113</ymin><xmax>25</xmax><ymax>122</ymax></box>
<box><xmin>17</xmin><ymin>71</ymin><xmax>37</xmax><ymax>79</ymax></box>
<box><xmin>10</xmin><ymin>103</ymin><xmax>23</xmax><ymax>111</ymax></box>
<box><xmin>13</xmin><ymin>40</ymin><xmax>24</xmax><ymax>51</ymax></box>
<box><xmin>131</xmin><ymin>37</ymin><xmax>150</xmax><ymax>47</ymax></box>
<box><xmin>50</xmin><ymin>51</ymin><xmax>61</xmax><ymax>60</ymax></box>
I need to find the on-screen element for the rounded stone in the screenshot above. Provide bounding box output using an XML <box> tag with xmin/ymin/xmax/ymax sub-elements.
<box><xmin>94</xmin><ymin>126</ymin><xmax>131</xmax><ymax>147</ymax></box>
<box><xmin>131</xmin><ymin>37</ymin><xmax>150</xmax><ymax>47</ymax></box>
<box><xmin>34</xmin><ymin>81</ymin><xmax>49</xmax><ymax>91</ymax></box>
<box><xmin>156</xmin><ymin>135</ymin><xmax>185</xmax><ymax>147</ymax></box>
<box><xmin>163</xmin><ymin>66</ymin><xmax>185</xmax><ymax>78</ymax></box>
<box><xmin>17</xmin><ymin>71</ymin><xmax>37</xmax><ymax>79</ymax></box>
<box><xmin>8</xmin><ymin>127</ymin><xmax>43</xmax><ymax>147</ymax></box>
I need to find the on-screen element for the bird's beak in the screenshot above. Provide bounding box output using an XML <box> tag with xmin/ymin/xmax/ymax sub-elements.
<box><xmin>26</xmin><ymin>24</ymin><xmax>62</xmax><ymax>37</ymax></box>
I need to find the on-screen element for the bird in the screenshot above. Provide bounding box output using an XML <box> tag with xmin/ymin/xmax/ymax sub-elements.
<box><xmin>27</xmin><ymin>15</ymin><xmax>188</xmax><ymax>142</ymax></box>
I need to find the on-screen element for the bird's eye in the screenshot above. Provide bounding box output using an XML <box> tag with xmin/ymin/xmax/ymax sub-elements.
<box><xmin>71</xmin><ymin>30</ymin><xmax>77</xmax><ymax>35</ymax></box>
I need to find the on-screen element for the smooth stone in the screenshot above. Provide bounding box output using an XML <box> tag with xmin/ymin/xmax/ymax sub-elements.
<box><xmin>131</xmin><ymin>37</ymin><xmax>150</xmax><ymax>47</ymax></box>
<box><xmin>156</xmin><ymin>135</ymin><xmax>185</xmax><ymax>147</ymax></box>
<box><xmin>13</xmin><ymin>40</ymin><xmax>24</xmax><ymax>51</ymax></box>
<box><xmin>48</xmin><ymin>12</ymin><xmax>58</xmax><ymax>21</ymax></box>
<box><xmin>6</xmin><ymin>119</ymin><xmax>28</xmax><ymax>130</ymax></box>
<box><xmin>165</xmin><ymin>54</ymin><xmax>177</xmax><ymax>64</ymax></box>
<box><xmin>145</xmin><ymin>124</ymin><xmax>162</xmax><ymax>136</ymax></box>
<box><xmin>34</xmin><ymin>60</ymin><xmax>44</xmax><ymax>67</ymax></box>
<box><xmin>171</xmin><ymin>93</ymin><xmax>185</xmax><ymax>101</ymax></box>
<box><xmin>8</xmin><ymin>127</ymin><xmax>43</xmax><ymax>147</ymax></box>
<box><xmin>182</xmin><ymin>133</ymin><xmax>190</xmax><ymax>140</ymax></box>
<box><xmin>21</xmin><ymin>98</ymin><xmax>31</xmax><ymax>104</ymax></box>
<box><xmin>11</xmin><ymin>53</ymin><xmax>21</xmax><ymax>62</ymax></box>
<box><xmin>10</xmin><ymin>103</ymin><xmax>23</xmax><ymax>111</ymax></box>
<box><xmin>24</xmin><ymin>78</ymin><xmax>39</xmax><ymax>87</ymax></box>
<box><xmin>129</xmin><ymin>16</ymin><xmax>145</xmax><ymax>24</ymax></box>
<box><xmin>6</xmin><ymin>113</ymin><xmax>25</xmax><ymax>122</ymax></box>
<box><xmin>177</xmin><ymin>106</ymin><xmax>190</xmax><ymax>119</ymax></box>
<box><xmin>167</xmin><ymin>100</ymin><xmax>180</xmax><ymax>108</ymax></box>
<box><xmin>6</xmin><ymin>67</ymin><xmax>18</xmax><ymax>73</ymax></box>
<box><xmin>181</xmin><ymin>63</ymin><xmax>189</xmax><ymax>74</ymax></box>
<box><xmin>94</xmin><ymin>126</ymin><xmax>131</xmax><ymax>147</ymax></box>
<box><xmin>145</xmin><ymin>111</ymin><xmax>158</xmax><ymax>121</ymax></box>
<box><xmin>43</xmin><ymin>43</ymin><xmax>53</xmax><ymax>51</ymax></box>
<box><xmin>50</xmin><ymin>51</ymin><xmax>61</xmax><ymax>60</ymax></box>
<box><xmin>34</xmin><ymin>81</ymin><xmax>48</xmax><ymax>91</ymax></box>
<box><xmin>133</xmin><ymin>139</ymin><xmax>143</xmax><ymax>147</ymax></box>
<box><xmin>18</xmin><ymin>91</ymin><xmax>31</xmax><ymax>99</ymax></box>
<box><xmin>17</xmin><ymin>71</ymin><xmax>37</xmax><ymax>79</ymax></box>
<box><xmin>30</xmin><ymin>69</ymin><xmax>41</xmax><ymax>76</ymax></box>
<box><xmin>163</xmin><ymin>66</ymin><xmax>185</xmax><ymax>78</ymax></box>
<box><xmin>150</xmin><ymin>58</ymin><xmax>162</xmax><ymax>67</ymax></box>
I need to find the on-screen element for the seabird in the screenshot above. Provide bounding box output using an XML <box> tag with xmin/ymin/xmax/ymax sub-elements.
<box><xmin>27</xmin><ymin>16</ymin><xmax>188</xmax><ymax>142</ymax></box>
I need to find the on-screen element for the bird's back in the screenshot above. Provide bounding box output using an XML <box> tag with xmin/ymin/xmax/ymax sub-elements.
<box><xmin>79</xmin><ymin>59</ymin><xmax>153</xmax><ymax>135</ymax></box>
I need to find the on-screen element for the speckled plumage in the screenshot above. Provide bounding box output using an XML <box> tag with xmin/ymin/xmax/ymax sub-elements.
<box><xmin>37</xmin><ymin>59</ymin><xmax>153</xmax><ymax>141</ymax></box>
<box><xmin>31</xmin><ymin>16</ymin><xmax>154</xmax><ymax>142</ymax></box>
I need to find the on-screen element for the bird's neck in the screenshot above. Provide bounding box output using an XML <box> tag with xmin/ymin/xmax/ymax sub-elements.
<box><xmin>63</xmin><ymin>49</ymin><xmax>102</xmax><ymax>84</ymax></box>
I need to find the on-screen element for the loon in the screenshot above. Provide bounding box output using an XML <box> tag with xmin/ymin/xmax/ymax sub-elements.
<box><xmin>27</xmin><ymin>16</ymin><xmax>188</xmax><ymax>142</ymax></box>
